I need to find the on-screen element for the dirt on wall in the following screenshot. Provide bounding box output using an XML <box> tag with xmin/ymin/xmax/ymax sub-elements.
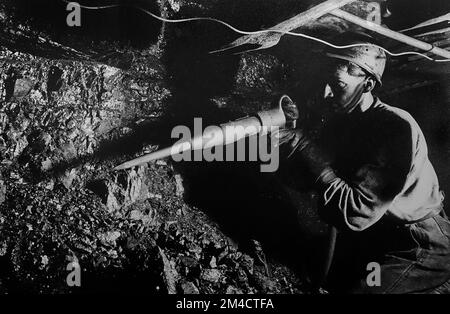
<box><xmin>0</xmin><ymin>0</ymin><xmax>449</xmax><ymax>295</ymax></box>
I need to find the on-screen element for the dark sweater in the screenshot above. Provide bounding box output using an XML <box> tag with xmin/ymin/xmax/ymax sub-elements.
<box><xmin>315</xmin><ymin>98</ymin><xmax>442</xmax><ymax>231</ymax></box>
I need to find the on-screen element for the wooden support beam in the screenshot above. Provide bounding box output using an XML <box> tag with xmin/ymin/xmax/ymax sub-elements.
<box><xmin>212</xmin><ymin>0</ymin><xmax>356</xmax><ymax>53</ymax></box>
<box><xmin>400</xmin><ymin>13</ymin><xmax>450</xmax><ymax>37</ymax></box>
<box><xmin>330</xmin><ymin>9</ymin><xmax>450</xmax><ymax>60</ymax></box>
<box><xmin>400</xmin><ymin>13</ymin><xmax>450</xmax><ymax>33</ymax></box>
<box><xmin>268</xmin><ymin>0</ymin><xmax>357</xmax><ymax>32</ymax></box>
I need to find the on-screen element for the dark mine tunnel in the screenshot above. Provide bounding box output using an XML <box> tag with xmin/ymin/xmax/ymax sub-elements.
<box><xmin>0</xmin><ymin>0</ymin><xmax>449</xmax><ymax>298</ymax></box>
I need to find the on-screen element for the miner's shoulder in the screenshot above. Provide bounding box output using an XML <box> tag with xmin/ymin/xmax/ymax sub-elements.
<box><xmin>370</xmin><ymin>98</ymin><xmax>420</xmax><ymax>138</ymax></box>
<box><xmin>373</xmin><ymin>98</ymin><xmax>417</xmax><ymax>126</ymax></box>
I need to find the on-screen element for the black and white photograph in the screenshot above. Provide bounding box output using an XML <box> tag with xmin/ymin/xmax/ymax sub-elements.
<box><xmin>0</xmin><ymin>0</ymin><xmax>449</xmax><ymax>303</ymax></box>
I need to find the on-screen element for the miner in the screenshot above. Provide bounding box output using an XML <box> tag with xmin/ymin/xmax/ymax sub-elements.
<box><xmin>278</xmin><ymin>33</ymin><xmax>450</xmax><ymax>293</ymax></box>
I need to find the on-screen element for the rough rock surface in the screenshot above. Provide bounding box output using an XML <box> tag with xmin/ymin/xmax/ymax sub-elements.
<box><xmin>0</xmin><ymin>0</ymin><xmax>409</xmax><ymax>295</ymax></box>
<box><xmin>0</xmin><ymin>0</ymin><xmax>315</xmax><ymax>294</ymax></box>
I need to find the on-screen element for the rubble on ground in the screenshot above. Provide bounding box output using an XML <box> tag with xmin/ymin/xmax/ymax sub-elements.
<box><xmin>0</xmin><ymin>42</ymin><xmax>306</xmax><ymax>295</ymax></box>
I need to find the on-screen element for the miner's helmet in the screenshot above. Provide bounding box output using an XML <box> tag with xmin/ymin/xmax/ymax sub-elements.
<box><xmin>325</xmin><ymin>32</ymin><xmax>387</xmax><ymax>86</ymax></box>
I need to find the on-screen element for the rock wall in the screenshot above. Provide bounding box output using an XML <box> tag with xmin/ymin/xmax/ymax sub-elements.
<box><xmin>0</xmin><ymin>0</ymin><xmax>448</xmax><ymax>294</ymax></box>
<box><xmin>0</xmin><ymin>0</ymin><xmax>317</xmax><ymax>294</ymax></box>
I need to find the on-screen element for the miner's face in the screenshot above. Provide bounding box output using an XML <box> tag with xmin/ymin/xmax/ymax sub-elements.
<box><xmin>322</xmin><ymin>62</ymin><xmax>368</xmax><ymax>114</ymax></box>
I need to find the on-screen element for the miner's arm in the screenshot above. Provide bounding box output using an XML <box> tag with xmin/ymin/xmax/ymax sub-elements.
<box><xmin>284</xmin><ymin>123</ymin><xmax>412</xmax><ymax>231</ymax></box>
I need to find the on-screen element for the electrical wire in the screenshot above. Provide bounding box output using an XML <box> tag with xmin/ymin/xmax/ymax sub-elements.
<box><xmin>63</xmin><ymin>1</ymin><xmax>450</xmax><ymax>62</ymax></box>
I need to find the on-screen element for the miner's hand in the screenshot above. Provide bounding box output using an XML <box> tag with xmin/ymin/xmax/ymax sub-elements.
<box><xmin>271</xmin><ymin>94</ymin><xmax>301</xmax><ymax>147</ymax></box>
<box><xmin>272</xmin><ymin>128</ymin><xmax>296</xmax><ymax>147</ymax></box>
<box><xmin>279</xmin><ymin>95</ymin><xmax>299</xmax><ymax>129</ymax></box>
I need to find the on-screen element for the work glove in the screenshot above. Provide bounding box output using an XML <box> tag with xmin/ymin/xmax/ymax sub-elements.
<box><xmin>279</xmin><ymin>94</ymin><xmax>299</xmax><ymax>129</ymax></box>
<box><xmin>271</xmin><ymin>94</ymin><xmax>300</xmax><ymax>146</ymax></box>
<box><xmin>270</xmin><ymin>94</ymin><xmax>335</xmax><ymax>184</ymax></box>
<box><xmin>273</xmin><ymin>127</ymin><xmax>335</xmax><ymax>186</ymax></box>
